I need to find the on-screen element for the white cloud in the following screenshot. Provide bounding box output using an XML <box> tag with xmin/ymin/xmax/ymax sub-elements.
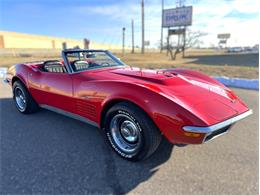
<box><xmin>76</xmin><ymin>0</ymin><xmax>259</xmax><ymax>47</ymax></box>
<box><xmin>191</xmin><ymin>0</ymin><xmax>259</xmax><ymax>47</ymax></box>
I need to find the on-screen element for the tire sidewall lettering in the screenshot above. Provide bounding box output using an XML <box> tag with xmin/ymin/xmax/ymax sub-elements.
<box><xmin>105</xmin><ymin>109</ymin><xmax>143</xmax><ymax>159</ymax></box>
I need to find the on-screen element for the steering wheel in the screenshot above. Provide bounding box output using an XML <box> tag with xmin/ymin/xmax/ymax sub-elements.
<box><xmin>100</xmin><ymin>62</ymin><xmax>111</xmax><ymax>66</ymax></box>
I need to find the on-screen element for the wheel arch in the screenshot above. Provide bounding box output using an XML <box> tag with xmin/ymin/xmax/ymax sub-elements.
<box><xmin>12</xmin><ymin>76</ymin><xmax>27</xmax><ymax>87</ymax></box>
<box><xmin>96</xmin><ymin>81</ymin><xmax>166</xmax><ymax>129</ymax></box>
<box><xmin>99</xmin><ymin>98</ymin><xmax>158</xmax><ymax>130</ymax></box>
<box><xmin>9</xmin><ymin>63</ymin><xmax>29</xmax><ymax>88</ymax></box>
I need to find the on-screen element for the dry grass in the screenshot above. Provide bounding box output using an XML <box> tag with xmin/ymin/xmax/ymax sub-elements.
<box><xmin>117</xmin><ymin>52</ymin><xmax>258</xmax><ymax>79</ymax></box>
<box><xmin>0</xmin><ymin>56</ymin><xmax>60</xmax><ymax>68</ymax></box>
<box><xmin>0</xmin><ymin>51</ymin><xmax>258</xmax><ymax>79</ymax></box>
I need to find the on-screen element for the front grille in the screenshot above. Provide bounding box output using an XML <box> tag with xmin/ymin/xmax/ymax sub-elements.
<box><xmin>204</xmin><ymin>125</ymin><xmax>232</xmax><ymax>142</ymax></box>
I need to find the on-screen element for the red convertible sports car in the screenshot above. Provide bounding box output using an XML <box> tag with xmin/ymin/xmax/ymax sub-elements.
<box><xmin>4</xmin><ymin>49</ymin><xmax>252</xmax><ymax>161</ymax></box>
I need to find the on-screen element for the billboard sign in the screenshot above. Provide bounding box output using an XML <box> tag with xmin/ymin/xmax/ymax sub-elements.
<box><xmin>219</xmin><ymin>40</ymin><xmax>227</xmax><ymax>44</ymax></box>
<box><xmin>168</xmin><ymin>28</ymin><xmax>185</xmax><ymax>35</ymax></box>
<box><xmin>217</xmin><ymin>34</ymin><xmax>231</xmax><ymax>39</ymax></box>
<box><xmin>163</xmin><ymin>6</ymin><xmax>193</xmax><ymax>27</ymax></box>
<box><xmin>144</xmin><ymin>41</ymin><xmax>150</xmax><ymax>46</ymax></box>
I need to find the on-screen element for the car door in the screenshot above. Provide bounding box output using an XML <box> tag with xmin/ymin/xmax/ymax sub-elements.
<box><xmin>29</xmin><ymin>69</ymin><xmax>74</xmax><ymax>113</ymax></box>
<box><xmin>69</xmin><ymin>71</ymin><xmax>101</xmax><ymax>124</ymax></box>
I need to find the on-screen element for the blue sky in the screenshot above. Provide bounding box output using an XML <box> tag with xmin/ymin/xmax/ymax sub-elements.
<box><xmin>0</xmin><ymin>0</ymin><xmax>259</xmax><ymax>47</ymax></box>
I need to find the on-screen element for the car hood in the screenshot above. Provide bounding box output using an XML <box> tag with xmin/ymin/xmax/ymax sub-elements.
<box><xmin>112</xmin><ymin>67</ymin><xmax>249</xmax><ymax>122</ymax></box>
<box><xmin>87</xmin><ymin>67</ymin><xmax>249</xmax><ymax>124</ymax></box>
<box><xmin>108</xmin><ymin>67</ymin><xmax>232</xmax><ymax>100</ymax></box>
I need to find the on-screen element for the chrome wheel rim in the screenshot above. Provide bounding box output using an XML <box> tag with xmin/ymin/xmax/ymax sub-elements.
<box><xmin>110</xmin><ymin>113</ymin><xmax>141</xmax><ymax>154</ymax></box>
<box><xmin>14</xmin><ymin>87</ymin><xmax>26</xmax><ymax>111</ymax></box>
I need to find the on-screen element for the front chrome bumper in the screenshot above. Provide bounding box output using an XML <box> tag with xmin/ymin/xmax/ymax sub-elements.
<box><xmin>183</xmin><ymin>109</ymin><xmax>253</xmax><ymax>142</ymax></box>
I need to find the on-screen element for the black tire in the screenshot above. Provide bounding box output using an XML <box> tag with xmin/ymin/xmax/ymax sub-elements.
<box><xmin>13</xmin><ymin>81</ymin><xmax>39</xmax><ymax>114</ymax></box>
<box><xmin>104</xmin><ymin>102</ymin><xmax>162</xmax><ymax>161</ymax></box>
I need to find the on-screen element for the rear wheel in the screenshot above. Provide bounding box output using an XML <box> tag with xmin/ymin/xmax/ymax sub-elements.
<box><xmin>13</xmin><ymin>81</ymin><xmax>39</xmax><ymax>114</ymax></box>
<box><xmin>104</xmin><ymin>102</ymin><xmax>162</xmax><ymax>161</ymax></box>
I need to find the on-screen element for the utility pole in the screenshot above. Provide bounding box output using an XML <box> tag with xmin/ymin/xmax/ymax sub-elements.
<box><xmin>131</xmin><ymin>19</ymin><xmax>135</xmax><ymax>54</ymax></box>
<box><xmin>167</xmin><ymin>27</ymin><xmax>170</xmax><ymax>56</ymax></box>
<box><xmin>141</xmin><ymin>0</ymin><xmax>145</xmax><ymax>54</ymax></box>
<box><xmin>160</xmin><ymin>0</ymin><xmax>164</xmax><ymax>53</ymax></box>
<box><xmin>122</xmin><ymin>27</ymin><xmax>126</xmax><ymax>56</ymax></box>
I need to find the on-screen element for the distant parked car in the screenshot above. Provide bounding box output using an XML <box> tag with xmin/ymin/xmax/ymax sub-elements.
<box><xmin>243</xmin><ymin>47</ymin><xmax>253</xmax><ymax>52</ymax></box>
<box><xmin>227</xmin><ymin>47</ymin><xmax>243</xmax><ymax>53</ymax></box>
<box><xmin>252</xmin><ymin>45</ymin><xmax>259</xmax><ymax>54</ymax></box>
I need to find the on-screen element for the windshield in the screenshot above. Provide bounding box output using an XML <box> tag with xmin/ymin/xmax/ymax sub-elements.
<box><xmin>65</xmin><ymin>50</ymin><xmax>125</xmax><ymax>73</ymax></box>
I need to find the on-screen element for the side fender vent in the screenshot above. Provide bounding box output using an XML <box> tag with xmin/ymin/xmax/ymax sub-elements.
<box><xmin>76</xmin><ymin>100</ymin><xmax>97</xmax><ymax>119</ymax></box>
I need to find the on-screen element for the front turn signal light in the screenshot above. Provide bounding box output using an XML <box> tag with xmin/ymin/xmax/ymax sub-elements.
<box><xmin>184</xmin><ymin>132</ymin><xmax>201</xmax><ymax>138</ymax></box>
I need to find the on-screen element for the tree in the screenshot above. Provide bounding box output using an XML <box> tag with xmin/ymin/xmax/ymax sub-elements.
<box><xmin>168</xmin><ymin>30</ymin><xmax>207</xmax><ymax>60</ymax></box>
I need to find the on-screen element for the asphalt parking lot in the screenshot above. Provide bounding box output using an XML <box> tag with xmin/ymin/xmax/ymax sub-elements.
<box><xmin>187</xmin><ymin>53</ymin><xmax>259</xmax><ymax>67</ymax></box>
<box><xmin>0</xmin><ymin>80</ymin><xmax>258</xmax><ymax>195</ymax></box>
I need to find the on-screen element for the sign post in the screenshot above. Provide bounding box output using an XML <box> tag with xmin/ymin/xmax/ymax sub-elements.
<box><xmin>217</xmin><ymin>33</ymin><xmax>231</xmax><ymax>48</ymax></box>
<box><xmin>162</xmin><ymin>5</ymin><xmax>193</xmax><ymax>59</ymax></box>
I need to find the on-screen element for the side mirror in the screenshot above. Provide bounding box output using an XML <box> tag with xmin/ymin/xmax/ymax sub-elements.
<box><xmin>32</xmin><ymin>68</ymin><xmax>40</xmax><ymax>72</ymax></box>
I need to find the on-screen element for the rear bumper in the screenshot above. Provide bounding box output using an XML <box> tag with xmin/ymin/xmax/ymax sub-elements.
<box><xmin>183</xmin><ymin>109</ymin><xmax>253</xmax><ymax>143</ymax></box>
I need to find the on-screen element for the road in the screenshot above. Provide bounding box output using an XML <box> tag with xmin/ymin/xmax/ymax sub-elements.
<box><xmin>0</xmin><ymin>80</ymin><xmax>258</xmax><ymax>195</ymax></box>
<box><xmin>187</xmin><ymin>53</ymin><xmax>259</xmax><ymax>67</ymax></box>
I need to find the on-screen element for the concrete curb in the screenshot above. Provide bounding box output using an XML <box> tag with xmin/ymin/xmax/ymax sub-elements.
<box><xmin>214</xmin><ymin>77</ymin><xmax>259</xmax><ymax>90</ymax></box>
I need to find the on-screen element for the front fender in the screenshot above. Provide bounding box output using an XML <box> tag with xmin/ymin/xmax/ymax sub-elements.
<box><xmin>7</xmin><ymin>64</ymin><xmax>29</xmax><ymax>87</ymax></box>
<box><xmin>93</xmin><ymin>81</ymin><xmax>207</xmax><ymax>144</ymax></box>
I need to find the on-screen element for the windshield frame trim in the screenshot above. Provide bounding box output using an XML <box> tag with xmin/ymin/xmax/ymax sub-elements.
<box><xmin>62</xmin><ymin>50</ymin><xmax>126</xmax><ymax>74</ymax></box>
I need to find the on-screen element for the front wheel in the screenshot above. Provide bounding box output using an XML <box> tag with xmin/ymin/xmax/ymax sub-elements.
<box><xmin>13</xmin><ymin>81</ymin><xmax>39</xmax><ymax>114</ymax></box>
<box><xmin>104</xmin><ymin>102</ymin><xmax>162</xmax><ymax>161</ymax></box>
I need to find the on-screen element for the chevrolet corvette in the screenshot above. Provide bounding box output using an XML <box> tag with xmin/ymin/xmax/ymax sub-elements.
<box><xmin>4</xmin><ymin>49</ymin><xmax>252</xmax><ymax>161</ymax></box>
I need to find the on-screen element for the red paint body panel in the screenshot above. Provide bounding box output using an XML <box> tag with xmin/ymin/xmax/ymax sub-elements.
<box><xmin>29</xmin><ymin>71</ymin><xmax>74</xmax><ymax>112</ymax></box>
<box><xmin>6</xmin><ymin>60</ymin><xmax>250</xmax><ymax>145</ymax></box>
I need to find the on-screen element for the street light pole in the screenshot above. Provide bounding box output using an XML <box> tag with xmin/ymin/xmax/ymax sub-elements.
<box><xmin>122</xmin><ymin>27</ymin><xmax>126</xmax><ymax>55</ymax></box>
<box><xmin>131</xmin><ymin>19</ymin><xmax>135</xmax><ymax>54</ymax></box>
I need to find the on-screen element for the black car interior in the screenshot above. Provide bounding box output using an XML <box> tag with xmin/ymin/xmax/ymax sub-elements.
<box><xmin>42</xmin><ymin>60</ymin><xmax>67</xmax><ymax>73</ymax></box>
<box><xmin>70</xmin><ymin>60</ymin><xmax>101</xmax><ymax>72</ymax></box>
<box><xmin>70</xmin><ymin>60</ymin><xmax>89</xmax><ymax>72</ymax></box>
<box><xmin>40</xmin><ymin>59</ymin><xmax>102</xmax><ymax>73</ymax></box>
